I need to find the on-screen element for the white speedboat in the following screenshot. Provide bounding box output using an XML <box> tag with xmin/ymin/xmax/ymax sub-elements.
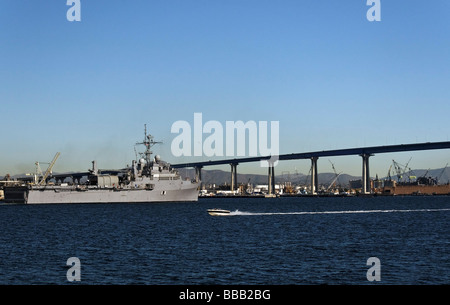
<box><xmin>207</xmin><ymin>208</ymin><xmax>231</xmax><ymax>216</ymax></box>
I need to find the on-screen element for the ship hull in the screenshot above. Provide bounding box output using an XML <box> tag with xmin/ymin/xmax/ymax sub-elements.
<box><xmin>382</xmin><ymin>184</ymin><xmax>450</xmax><ymax>196</ymax></box>
<box><xmin>4</xmin><ymin>182</ymin><xmax>199</xmax><ymax>204</ymax></box>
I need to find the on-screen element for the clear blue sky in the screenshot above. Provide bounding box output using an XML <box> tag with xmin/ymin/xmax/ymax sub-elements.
<box><xmin>1</xmin><ymin>0</ymin><xmax>449</xmax><ymax>177</ymax></box>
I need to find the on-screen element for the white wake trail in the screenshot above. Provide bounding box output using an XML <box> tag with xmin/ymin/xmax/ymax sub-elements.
<box><xmin>228</xmin><ymin>208</ymin><xmax>450</xmax><ymax>216</ymax></box>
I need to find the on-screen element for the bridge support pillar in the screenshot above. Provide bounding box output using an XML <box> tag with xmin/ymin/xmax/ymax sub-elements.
<box><xmin>195</xmin><ymin>166</ymin><xmax>203</xmax><ymax>188</ymax></box>
<box><xmin>267</xmin><ymin>161</ymin><xmax>276</xmax><ymax>195</ymax></box>
<box><xmin>310</xmin><ymin>157</ymin><xmax>319</xmax><ymax>195</ymax></box>
<box><xmin>230</xmin><ymin>163</ymin><xmax>238</xmax><ymax>192</ymax></box>
<box><xmin>361</xmin><ymin>154</ymin><xmax>372</xmax><ymax>194</ymax></box>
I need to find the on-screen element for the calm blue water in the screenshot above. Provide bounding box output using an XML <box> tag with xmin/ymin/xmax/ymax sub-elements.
<box><xmin>0</xmin><ymin>196</ymin><xmax>449</xmax><ymax>284</ymax></box>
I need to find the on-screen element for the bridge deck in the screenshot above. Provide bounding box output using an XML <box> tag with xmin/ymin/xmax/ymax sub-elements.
<box><xmin>171</xmin><ymin>141</ymin><xmax>450</xmax><ymax>168</ymax></box>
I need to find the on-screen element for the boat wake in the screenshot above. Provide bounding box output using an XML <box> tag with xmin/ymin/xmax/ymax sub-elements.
<box><xmin>228</xmin><ymin>208</ymin><xmax>450</xmax><ymax>216</ymax></box>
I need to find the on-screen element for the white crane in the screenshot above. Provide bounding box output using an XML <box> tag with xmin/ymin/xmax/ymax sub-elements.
<box><xmin>327</xmin><ymin>160</ymin><xmax>342</xmax><ymax>192</ymax></box>
<box><xmin>38</xmin><ymin>152</ymin><xmax>61</xmax><ymax>185</ymax></box>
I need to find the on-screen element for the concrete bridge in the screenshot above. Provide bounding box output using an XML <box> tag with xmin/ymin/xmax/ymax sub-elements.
<box><xmin>171</xmin><ymin>141</ymin><xmax>450</xmax><ymax>195</ymax></box>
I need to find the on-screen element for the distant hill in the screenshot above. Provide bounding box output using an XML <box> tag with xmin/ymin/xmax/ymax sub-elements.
<box><xmin>178</xmin><ymin>166</ymin><xmax>450</xmax><ymax>187</ymax></box>
<box><xmin>178</xmin><ymin>168</ymin><xmax>360</xmax><ymax>187</ymax></box>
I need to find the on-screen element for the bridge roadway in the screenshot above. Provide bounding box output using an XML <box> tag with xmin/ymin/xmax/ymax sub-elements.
<box><xmin>171</xmin><ymin>141</ymin><xmax>450</xmax><ymax>195</ymax></box>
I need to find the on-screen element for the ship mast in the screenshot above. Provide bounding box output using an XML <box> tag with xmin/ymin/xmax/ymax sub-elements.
<box><xmin>136</xmin><ymin>124</ymin><xmax>162</xmax><ymax>165</ymax></box>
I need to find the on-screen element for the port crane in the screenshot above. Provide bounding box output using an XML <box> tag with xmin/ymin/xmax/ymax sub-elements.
<box><xmin>437</xmin><ymin>163</ymin><xmax>448</xmax><ymax>183</ymax></box>
<box><xmin>386</xmin><ymin>164</ymin><xmax>393</xmax><ymax>181</ymax></box>
<box><xmin>392</xmin><ymin>159</ymin><xmax>404</xmax><ymax>182</ymax></box>
<box><xmin>302</xmin><ymin>167</ymin><xmax>312</xmax><ymax>193</ymax></box>
<box><xmin>392</xmin><ymin>158</ymin><xmax>413</xmax><ymax>183</ymax></box>
<box><xmin>326</xmin><ymin>160</ymin><xmax>342</xmax><ymax>192</ymax></box>
<box><xmin>34</xmin><ymin>152</ymin><xmax>60</xmax><ymax>185</ymax></box>
<box><xmin>326</xmin><ymin>173</ymin><xmax>342</xmax><ymax>192</ymax></box>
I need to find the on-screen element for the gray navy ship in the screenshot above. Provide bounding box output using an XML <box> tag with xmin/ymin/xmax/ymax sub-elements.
<box><xmin>3</xmin><ymin>126</ymin><xmax>199</xmax><ymax>204</ymax></box>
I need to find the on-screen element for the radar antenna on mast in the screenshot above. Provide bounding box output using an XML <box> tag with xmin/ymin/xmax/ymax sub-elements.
<box><xmin>135</xmin><ymin>124</ymin><xmax>162</xmax><ymax>164</ymax></box>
